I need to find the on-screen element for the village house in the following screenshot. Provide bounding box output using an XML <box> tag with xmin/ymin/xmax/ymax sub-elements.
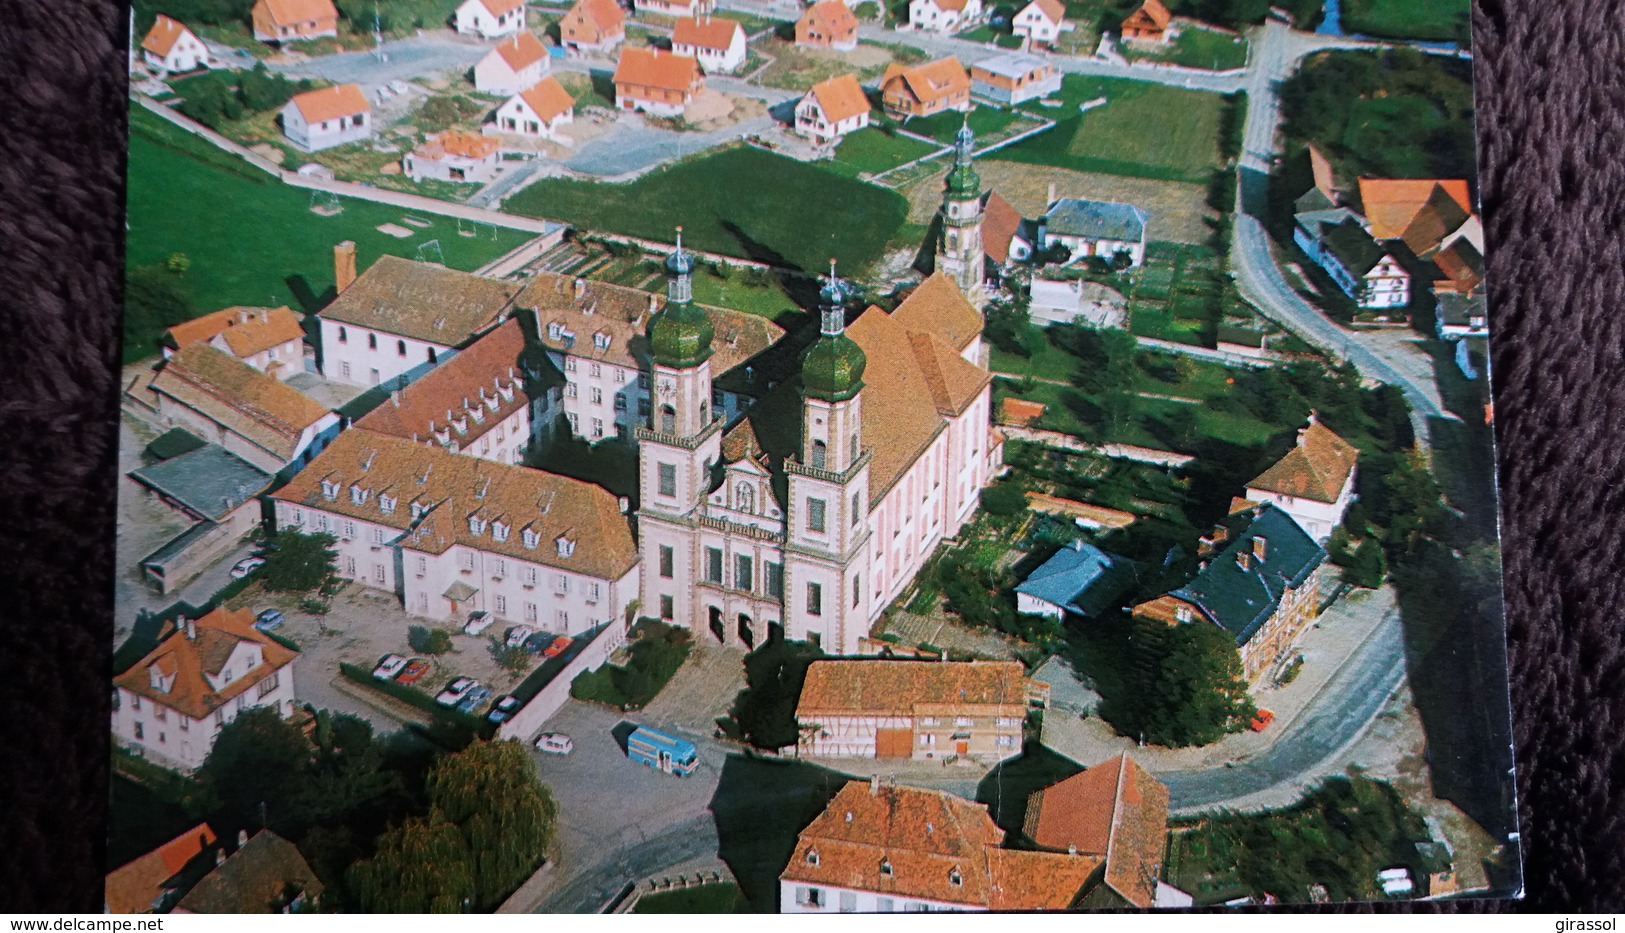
<box><xmin>105</xmin><ymin>823</ymin><xmax>217</xmax><ymax>914</ymax></box>
<box><xmin>1037</xmin><ymin>197</ymin><xmax>1148</xmax><ymax>269</ymax></box>
<box><xmin>879</xmin><ymin>56</ymin><xmax>970</xmax><ymax>117</ymax></box>
<box><xmin>908</xmin><ymin>0</ymin><xmax>982</xmax><ymax>33</ymax></box>
<box><xmin>671</xmin><ymin>15</ymin><xmax>748</xmax><ymax>73</ymax></box>
<box><xmin>794</xmin><ymin>73</ymin><xmax>871</xmax><ymax>143</ymax></box>
<box><xmin>1023</xmin><ymin>753</ymin><xmax>1190</xmax><ymax>908</ymax></box>
<box><xmin>272</xmin><ymin>428</ymin><xmax>641</xmax><ymax>631</ymax></box>
<box><xmin>490</xmin><ymin>76</ymin><xmax>577</xmax><ymax>141</ymax></box>
<box><xmin>402</xmin><ymin>130</ymin><xmax>502</xmax><ymax>184</ymax></box>
<box><xmin>143</xmin><ymin>344</ymin><xmax>340</xmax><ymax>474</ymax></box>
<box><xmin>317</xmin><ymin>245</ymin><xmax>520</xmax><ymax>388</ymax></box>
<box><xmin>979</xmin><ymin>189</ymin><xmax>1024</xmax><ymax>272</ymax></box>
<box><xmin>631</xmin><ymin>230</ymin><xmax>1000</xmax><ymax>654</ymax></box>
<box><xmin>129</xmin><ymin>443</ymin><xmax>275</xmax><ymax>593</ymax></box>
<box><xmin>1014</xmin><ymin>539</ymin><xmax>1135</xmax><ymax>621</ymax></box>
<box><xmin>794</xmin><ymin>659</ymin><xmax>1040</xmax><ymax>760</ymax></box>
<box><xmin>172</xmin><ymin>831</ymin><xmax>323</xmax><ymax>914</ymax></box>
<box><xmin>968</xmin><ymin>53</ymin><xmax>1060</xmax><ymax>105</ymax></box>
<box><xmin>779</xmin><ymin>779</ymin><xmax>1104</xmax><ymax>912</ymax></box>
<box><xmin>250</xmin><ymin>0</ymin><xmax>338</xmax><ymax>42</ymax></box>
<box><xmin>518</xmin><ymin>268</ymin><xmax>780</xmax><ymax>443</ymax></box>
<box><xmin>354</xmin><ymin>317</ymin><xmax>545</xmax><ymax>465</ymax></box>
<box><xmin>1297</xmin><ymin>214</ymin><xmax>1409</xmax><ymax>310</ymax></box>
<box><xmin>632</xmin><ymin>0</ymin><xmax>715</xmax><ymax>17</ymax></box>
<box><xmin>559</xmin><ymin>0</ymin><xmax>625</xmax><ymax>53</ymax></box>
<box><xmin>1119</xmin><ymin>0</ymin><xmax>1170</xmax><ymax>42</ymax></box>
<box><xmin>111</xmin><ymin>608</ymin><xmax>301</xmax><ymax>772</ymax></box>
<box><xmin>1131</xmin><ymin>502</ymin><xmax>1327</xmax><ymax>687</ymax></box>
<box><xmin>163</xmin><ymin>305</ymin><xmax>306</xmax><ymax>379</ymax></box>
<box><xmin>141</xmin><ymin>15</ymin><xmax>209</xmax><ymax>73</ymax></box>
<box><xmin>1432</xmin><ymin>238</ymin><xmax>1487</xmax><ymax>339</ymax></box>
<box><xmin>795</xmin><ymin>0</ymin><xmax>859</xmax><ymax>50</ymax></box>
<box><xmin>1357</xmin><ymin>177</ymin><xmax>1474</xmax><ymax>255</ymax></box>
<box><xmin>1011</xmin><ymin>0</ymin><xmax>1067</xmax><ymax>45</ymax></box>
<box><xmin>454</xmin><ymin>0</ymin><xmax>526</xmax><ymax>38</ymax></box>
<box><xmin>612</xmin><ymin>46</ymin><xmax>704</xmax><ymax>117</ymax></box>
<box><xmin>473</xmin><ymin>30</ymin><xmax>550</xmax><ymax>95</ymax></box>
<box><xmin>1242</xmin><ymin>413</ymin><xmax>1359</xmax><ymax>541</ymax></box>
<box><xmin>280</xmin><ymin>83</ymin><xmax>371</xmax><ymax>152</ymax></box>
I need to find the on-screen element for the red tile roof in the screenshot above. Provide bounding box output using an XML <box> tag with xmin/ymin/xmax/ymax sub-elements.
<box><xmin>106</xmin><ymin>823</ymin><xmax>217</xmax><ymax>914</ymax></box>
<box><xmin>491</xmin><ymin>30</ymin><xmax>548</xmax><ymax>70</ymax></box>
<box><xmin>805</xmin><ymin>73</ymin><xmax>869</xmax><ymax>123</ymax></box>
<box><xmin>355</xmin><ymin>317</ymin><xmax>532</xmax><ymax>451</ymax></box>
<box><xmin>254</xmin><ymin>0</ymin><xmax>338</xmax><ymax>27</ymax></box>
<box><xmin>113</xmin><ymin>608</ymin><xmax>299</xmax><ymax>722</ymax></box>
<box><xmin>174</xmin><ymin>831</ymin><xmax>324</xmax><ymax>914</ymax></box>
<box><xmin>614</xmin><ymin>46</ymin><xmax>702</xmax><ymax>94</ymax></box>
<box><xmin>798</xmin><ymin>0</ymin><xmax>858</xmax><ymax>41</ymax></box>
<box><xmin>319</xmin><ymin>254</ymin><xmax>518</xmax><ymax>345</ymax></box>
<box><xmin>881</xmin><ymin>56</ymin><xmax>970</xmax><ymax>107</ymax></box>
<box><xmin>889</xmin><ymin>271</ymin><xmax>983</xmax><ymax>353</ymax></box>
<box><xmin>1023</xmin><ymin>0</ymin><xmax>1065</xmax><ymax>24</ymax></box>
<box><xmin>166</xmin><ymin>306</ymin><xmax>305</xmax><ymax>359</ymax></box>
<box><xmin>797</xmin><ymin>659</ymin><xmax>1028</xmax><ymax>716</ymax></box>
<box><xmin>414</xmin><ymin>130</ymin><xmax>501</xmax><ymax>161</ymax></box>
<box><xmin>518</xmin><ymin>75</ymin><xmax>576</xmax><ymax>122</ymax></box>
<box><xmin>1022</xmin><ymin>753</ymin><xmax>1169</xmax><ymax>908</ymax></box>
<box><xmin>673</xmin><ymin>14</ymin><xmax>743</xmax><ymax>50</ymax></box>
<box><xmin>782</xmin><ymin>780</ymin><xmax>1098</xmax><ymax>910</ymax></box>
<box><xmin>151</xmin><ymin>344</ymin><xmax>332</xmax><ymax>460</ymax></box>
<box><xmin>981</xmin><ymin>190</ymin><xmax>1021</xmax><ymax>265</ymax></box>
<box><xmin>1357</xmin><ymin>178</ymin><xmax>1473</xmax><ymax>241</ymax></box>
<box><xmin>288</xmin><ymin>83</ymin><xmax>370</xmax><ymax>123</ymax></box>
<box><xmin>473</xmin><ymin>0</ymin><xmax>527</xmax><ymax>17</ymax></box>
<box><xmin>998</xmin><ymin>396</ymin><xmax>1046</xmax><ymax>426</ymax></box>
<box><xmin>1124</xmin><ymin>0</ymin><xmax>1171</xmax><ymax>29</ymax></box>
<box><xmin>1246</xmin><ymin>415</ymin><xmax>1359</xmax><ymax>504</ymax></box>
<box><xmin>142</xmin><ymin>14</ymin><xmax>193</xmax><ymax>57</ymax></box>
<box><xmin>561</xmin><ymin>0</ymin><xmax>625</xmax><ymax>41</ymax></box>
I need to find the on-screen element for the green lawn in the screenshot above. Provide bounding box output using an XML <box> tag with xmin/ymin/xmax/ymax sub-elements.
<box><xmin>633</xmin><ymin>882</ymin><xmax>750</xmax><ymax>913</ymax></box>
<box><xmin>1003</xmin><ymin>75</ymin><xmax>1226</xmax><ymax>183</ymax></box>
<box><xmin>504</xmin><ymin>146</ymin><xmax>909</xmax><ymax>274</ymax></box>
<box><xmin>1120</xmin><ymin>26</ymin><xmax>1248</xmax><ymax>70</ymax></box>
<box><xmin>688</xmin><ymin>266</ymin><xmax>805</xmax><ymax>323</ymax></box>
<box><xmin>1340</xmin><ymin>0</ymin><xmax>1468</xmax><ymax>41</ymax></box>
<box><xmin>907</xmin><ymin>105</ymin><xmax>1022</xmax><ymax>143</ymax></box>
<box><xmin>827</xmin><ymin>126</ymin><xmax>941</xmax><ymax>177</ymax></box>
<box><xmin>123</xmin><ymin>107</ymin><xmax>531</xmax><ymax>357</ymax></box>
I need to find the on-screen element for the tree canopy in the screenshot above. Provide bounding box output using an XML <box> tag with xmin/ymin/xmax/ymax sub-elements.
<box><xmin>1104</xmin><ymin>618</ymin><xmax>1254</xmax><ymax>747</ymax></box>
<box><xmin>261</xmin><ymin>530</ymin><xmax>340</xmax><ymax>594</ymax></box>
<box><xmin>723</xmin><ymin>637</ymin><xmax>825</xmax><ymax>751</ymax></box>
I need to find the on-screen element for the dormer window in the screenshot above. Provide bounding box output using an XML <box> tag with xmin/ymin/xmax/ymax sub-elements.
<box><xmin>547</xmin><ymin>322</ymin><xmax>564</xmax><ymax>340</ymax></box>
<box><xmin>522</xmin><ymin>529</ymin><xmax>540</xmax><ymax>550</ymax></box>
<box><xmin>948</xmin><ymin>868</ymin><xmax>962</xmax><ymax>887</ymax></box>
<box><xmin>805</xmin><ymin>848</ymin><xmax>820</xmax><ymax>867</ymax></box>
<box><xmin>350</xmin><ymin>485</ymin><xmax>369</xmax><ymax>505</ymax></box>
<box><xmin>320</xmin><ymin>480</ymin><xmax>338</xmax><ymax>500</ymax></box>
<box><xmin>410</xmin><ymin>501</ymin><xmax>427</xmax><ymax>521</ymax></box>
<box><xmin>880</xmin><ymin>859</ymin><xmax>893</xmax><ymax>878</ymax></box>
<box><xmin>556</xmin><ymin>536</ymin><xmax>575</xmax><ymax>558</ymax></box>
<box><xmin>380</xmin><ymin>494</ymin><xmax>397</xmax><ymax>514</ymax></box>
<box><xmin>1175</xmin><ymin>605</ymin><xmax>1192</xmax><ymax>623</ymax></box>
<box><xmin>492</xmin><ymin>521</ymin><xmax>510</xmax><ymax>543</ymax></box>
<box><xmin>593</xmin><ymin>332</ymin><xmax>611</xmax><ymax>350</ymax></box>
<box><xmin>469</xmin><ymin>516</ymin><xmax>488</xmax><ymax>535</ymax></box>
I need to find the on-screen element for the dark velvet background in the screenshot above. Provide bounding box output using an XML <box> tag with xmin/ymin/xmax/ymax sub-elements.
<box><xmin>1</xmin><ymin>0</ymin><xmax>1622</xmax><ymax>913</ymax></box>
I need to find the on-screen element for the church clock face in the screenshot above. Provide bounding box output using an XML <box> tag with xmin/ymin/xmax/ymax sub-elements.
<box><xmin>658</xmin><ymin>377</ymin><xmax>676</xmax><ymax>399</ymax></box>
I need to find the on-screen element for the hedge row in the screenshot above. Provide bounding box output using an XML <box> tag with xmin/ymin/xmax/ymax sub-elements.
<box><xmin>337</xmin><ymin>662</ymin><xmax>488</xmax><ymax>744</ymax></box>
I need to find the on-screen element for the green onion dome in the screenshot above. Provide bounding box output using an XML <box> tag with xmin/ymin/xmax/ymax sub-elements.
<box><xmin>800</xmin><ymin>332</ymin><xmax>866</xmax><ymax>403</ymax></box>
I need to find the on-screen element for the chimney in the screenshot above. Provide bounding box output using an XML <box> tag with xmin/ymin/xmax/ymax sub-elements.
<box><xmin>1047</xmin><ymin>182</ymin><xmax>1056</xmax><ymax>207</ymax></box>
<box><xmin>1252</xmin><ymin>536</ymin><xmax>1268</xmax><ymax>561</ymax></box>
<box><xmin>334</xmin><ymin>241</ymin><xmax>358</xmax><ymax>293</ymax></box>
<box><xmin>237</xmin><ymin>829</ymin><xmax>249</xmax><ymax>848</ymax></box>
<box><xmin>870</xmin><ymin>774</ymin><xmax>880</xmax><ymax>795</ymax></box>
<box><xmin>215</xmin><ymin>849</ymin><xmax>226</xmax><ymax>867</ymax></box>
<box><xmin>1237</xmin><ymin>551</ymin><xmax>1251</xmax><ymax>572</ymax></box>
<box><xmin>618</xmin><ymin>496</ymin><xmax>630</xmax><ymax>514</ymax></box>
<box><xmin>573</xmin><ymin>277</ymin><xmax>587</xmax><ymax>300</ymax></box>
<box><xmin>1068</xmin><ymin>843</ymin><xmax>1078</xmax><ymax>856</ymax></box>
<box><xmin>184</xmin><ymin>618</ymin><xmax>196</xmax><ymax>640</ymax></box>
<box><xmin>391</xmin><ymin>389</ymin><xmax>401</xmax><ymax>408</ymax></box>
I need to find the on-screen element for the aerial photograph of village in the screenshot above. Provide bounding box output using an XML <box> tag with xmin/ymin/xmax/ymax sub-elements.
<box><xmin>106</xmin><ymin>0</ymin><xmax>1517</xmax><ymax>912</ymax></box>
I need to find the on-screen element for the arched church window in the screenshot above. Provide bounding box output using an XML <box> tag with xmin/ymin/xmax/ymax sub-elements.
<box><xmin>811</xmin><ymin>440</ymin><xmax>827</xmax><ymax>470</ymax></box>
<box><xmin>660</xmin><ymin>405</ymin><xmax>675</xmax><ymax>434</ymax></box>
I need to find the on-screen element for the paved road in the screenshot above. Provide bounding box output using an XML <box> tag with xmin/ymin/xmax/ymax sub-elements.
<box><xmin>538</xmin><ymin>816</ymin><xmax>722</xmax><ymax>913</ymax></box>
<box><xmin>268</xmin><ymin>33</ymin><xmax>487</xmax><ymax>87</ymax></box>
<box><xmin>1159</xmin><ymin>605</ymin><xmax>1408</xmax><ymax>811</ymax></box>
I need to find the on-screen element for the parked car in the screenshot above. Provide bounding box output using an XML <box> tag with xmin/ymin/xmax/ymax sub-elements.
<box><xmin>456</xmin><ymin>685</ymin><xmax>495</xmax><ymax>715</ymax></box>
<box><xmin>505</xmin><ymin>625</ymin><xmax>535</xmax><ymax>649</ymax></box>
<box><xmin>230</xmin><ymin>556</ymin><xmax>266</xmax><ymax>579</ymax></box>
<box><xmin>396</xmin><ymin>659</ymin><xmax>431</xmax><ymax>685</ymax></box>
<box><xmin>464</xmin><ymin>611</ymin><xmax>494</xmax><ymax>636</ymax></box>
<box><xmin>487</xmin><ymin>695</ymin><xmax>522</xmax><ymax>724</ymax></box>
<box><xmin>543</xmin><ymin>635</ymin><xmax>572</xmax><ymax>659</ymax></box>
<box><xmin>373</xmin><ymin>654</ymin><xmax>408</xmax><ymax>680</ymax></box>
<box><xmin>523</xmin><ymin>632</ymin><xmax>551</xmax><ymax>654</ymax></box>
<box><xmin>1249</xmin><ymin>708</ymin><xmax>1276</xmax><ymax>732</ymax></box>
<box><xmin>534</xmin><ymin>733</ymin><xmax>574</xmax><ymax>755</ymax></box>
<box><xmin>436</xmin><ymin>677</ymin><xmax>478</xmax><ymax>707</ymax></box>
<box><xmin>254</xmin><ymin>609</ymin><xmax>285</xmax><ymax>631</ymax></box>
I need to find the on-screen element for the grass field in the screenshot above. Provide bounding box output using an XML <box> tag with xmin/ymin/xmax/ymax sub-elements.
<box><xmin>908</xmin><ymin>105</ymin><xmax>1024</xmax><ymax>144</ymax></box>
<box><xmin>125</xmin><ymin>107</ymin><xmax>530</xmax><ymax>335</ymax></box>
<box><xmin>827</xmin><ymin>126</ymin><xmax>941</xmax><ymax>177</ymax></box>
<box><xmin>633</xmin><ymin>882</ymin><xmax>749</xmax><ymax>913</ymax></box>
<box><xmin>750</xmin><ymin>38</ymin><xmax>918</xmax><ymax>92</ymax></box>
<box><xmin>1120</xmin><ymin>25</ymin><xmax>1248</xmax><ymax>70</ymax></box>
<box><xmin>504</xmin><ymin>146</ymin><xmax>909</xmax><ymax>273</ymax></box>
<box><xmin>1339</xmin><ymin>0</ymin><xmax>1467</xmax><ymax>41</ymax></box>
<box><xmin>1002</xmin><ymin>75</ymin><xmax>1225</xmax><ymax>183</ymax></box>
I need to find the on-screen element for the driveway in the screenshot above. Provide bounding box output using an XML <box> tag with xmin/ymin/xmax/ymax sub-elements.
<box><xmin>268</xmin><ymin>33</ymin><xmax>488</xmax><ymax>88</ymax></box>
<box><xmin>559</xmin><ymin>110</ymin><xmax>781</xmax><ymax>177</ymax></box>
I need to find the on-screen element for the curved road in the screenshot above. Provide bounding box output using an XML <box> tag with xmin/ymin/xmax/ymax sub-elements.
<box><xmin>538</xmin><ymin>816</ymin><xmax>722</xmax><ymax>913</ymax></box>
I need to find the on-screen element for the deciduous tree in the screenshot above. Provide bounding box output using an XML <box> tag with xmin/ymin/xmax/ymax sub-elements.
<box><xmin>426</xmin><ymin>740</ymin><xmax>558</xmax><ymax>908</ymax></box>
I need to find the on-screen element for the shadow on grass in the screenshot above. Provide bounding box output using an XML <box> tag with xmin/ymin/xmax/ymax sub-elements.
<box><xmin>708</xmin><ymin>754</ymin><xmax>852</xmax><ymax>913</ymax></box>
<box><xmin>974</xmin><ymin>741</ymin><xmax>1086</xmax><ymax>840</ymax></box>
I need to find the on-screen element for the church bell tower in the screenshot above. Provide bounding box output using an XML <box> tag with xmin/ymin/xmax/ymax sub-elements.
<box><xmin>934</xmin><ymin>117</ymin><xmax>986</xmax><ymax>307</ymax></box>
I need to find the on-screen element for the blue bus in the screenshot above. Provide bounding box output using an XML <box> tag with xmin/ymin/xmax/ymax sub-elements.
<box><xmin>626</xmin><ymin>725</ymin><xmax>698</xmax><ymax>777</ymax></box>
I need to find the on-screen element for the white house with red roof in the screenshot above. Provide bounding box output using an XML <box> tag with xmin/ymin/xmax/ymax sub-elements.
<box><xmin>490</xmin><ymin>76</ymin><xmax>576</xmax><ymax>140</ymax></box>
<box><xmin>612</xmin><ymin>47</ymin><xmax>704</xmax><ymax>117</ymax></box>
<box><xmin>403</xmin><ymin>131</ymin><xmax>502</xmax><ymax>183</ymax></box>
<box><xmin>1011</xmin><ymin>0</ymin><xmax>1067</xmax><ymax>44</ymax></box>
<box><xmin>455</xmin><ymin>0</ymin><xmax>526</xmax><ymax>38</ymax></box>
<box><xmin>251</xmin><ymin>0</ymin><xmax>338</xmax><ymax>42</ymax></box>
<box><xmin>908</xmin><ymin>0</ymin><xmax>981</xmax><ymax>33</ymax></box>
<box><xmin>280</xmin><ymin>84</ymin><xmax>371</xmax><ymax>151</ymax></box>
<box><xmin>474</xmin><ymin>31</ymin><xmax>550</xmax><ymax>94</ymax></box>
<box><xmin>795</xmin><ymin>73</ymin><xmax>871</xmax><ymax>143</ymax></box>
<box><xmin>142</xmin><ymin>15</ymin><xmax>209</xmax><ymax>73</ymax></box>
<box><xmin>111</xmin><ymin>607</ymin><xmax>301</xmax><ymax>772</ymax></box>
<box><xmin>1242</xmin><ymin>413</ymin><xmax>1359</xmax><ymax>541</ymax></box>
<box><xmin>670</xmin><ymin>15</ymin><xmax>747</xmax><ymax>74</ymax></box>
<box><xmin>559</xmin><ymin>0</ymin><xmax>625</xmax><ymax>52</ymax></box>
<box><xmin>632</xmin><ymin>0</ymin><xmax>715</xmax><ymax>17</ymax></box>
